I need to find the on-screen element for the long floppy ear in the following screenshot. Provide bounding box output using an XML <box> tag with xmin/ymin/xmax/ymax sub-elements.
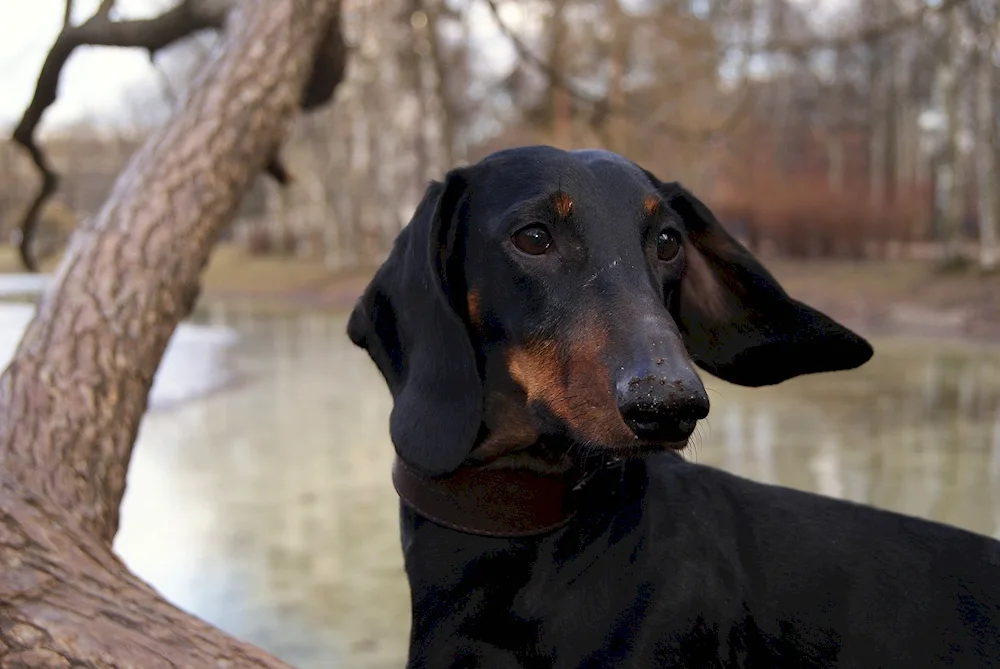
<box><xmin>645</xmin><ymin>174</ymin><xmax>873</xmax><ymax>386</ymax></box>
<box><xmin>347</xmin><ymin>171</ymin><xmax>482</xmax><ymax>474</ymax></box>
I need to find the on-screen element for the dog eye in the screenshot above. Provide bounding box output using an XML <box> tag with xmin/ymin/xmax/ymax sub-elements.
<box><xmin>512</xmin><ymin>225</ymin><xmax>553</xmax><ymax>255</ymax></box>
<box><xmin>656</xmin><ymin>230</ymin><xmax>681</xmax><ymax>261</ymax></box>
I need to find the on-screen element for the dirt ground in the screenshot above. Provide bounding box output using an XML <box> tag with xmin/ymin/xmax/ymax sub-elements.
<box><xmin>2</xmin><ymin>244</ymin><xmax>998</xmax><ymax>342</ymax></box>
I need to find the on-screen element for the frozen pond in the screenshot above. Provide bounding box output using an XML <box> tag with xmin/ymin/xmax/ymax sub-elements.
<box><xmin>3</xmin><ymin>287</ymin><xmax>1000</xmax><ymax>668</ymax></box>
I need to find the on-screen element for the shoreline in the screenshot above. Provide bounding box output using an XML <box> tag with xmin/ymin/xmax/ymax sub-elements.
<box><xmin>2</xmin><ymin>245</ymin><xmax>998</xmax><ymax>346</ymax></box>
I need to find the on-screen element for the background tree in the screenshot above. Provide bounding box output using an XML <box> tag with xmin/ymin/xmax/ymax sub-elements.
<box><xmin>14</xmin><ymin>0</ymin><xmax>987</xmax><ymax>276</ymax></box>
<box><xmin>970</xmin><ymin>0</ymin><xmax>1000</xmax><ymax>270</ymax></box>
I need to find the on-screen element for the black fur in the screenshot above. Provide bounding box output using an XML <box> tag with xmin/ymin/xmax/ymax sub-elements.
<box><xmin>403</xmin><ymin>454</ymin><xmax>1000</xmax><ymax>668</ymax></box>
<box><xmin>347</xmin><ymin>170</ymin><xmax>483</xmax><ymax>475</ymax></box>
<box><xmin>348</xmin><ymin>146</ymin><xmax>1000</xmax><ymax>667</ymax></box>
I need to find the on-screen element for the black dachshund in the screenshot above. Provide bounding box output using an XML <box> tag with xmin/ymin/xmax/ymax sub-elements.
<box><xmin>348</xmin><ymin>146</ymin><xmax>1000</xmax><ymax>668</ymax></box>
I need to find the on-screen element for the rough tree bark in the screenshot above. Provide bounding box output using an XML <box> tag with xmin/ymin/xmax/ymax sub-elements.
<box><xmin>0</xmin><ymin>0</ymin><xmax>343</xmax><ymax>666</ymax></box>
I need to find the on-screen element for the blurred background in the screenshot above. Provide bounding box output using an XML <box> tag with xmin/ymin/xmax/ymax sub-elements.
<box><xmin>2</xmin><ymin>0</ymin><xmax>1000</xmax><ymax>667</ymax></box>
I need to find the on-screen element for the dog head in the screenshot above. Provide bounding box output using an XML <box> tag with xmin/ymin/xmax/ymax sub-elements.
<box><xmin>348</xmin><ymin>146</ymin><xmax>873</xmax><ymax>476</ymax></box>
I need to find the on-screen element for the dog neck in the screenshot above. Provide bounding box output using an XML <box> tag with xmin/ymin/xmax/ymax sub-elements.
<box><xmin>391</xmin><ymin>457</ymin><xmax>581</xmax><ymax>538</ymax></box>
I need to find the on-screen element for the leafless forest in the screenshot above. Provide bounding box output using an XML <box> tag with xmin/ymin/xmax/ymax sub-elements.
<box><xmin>5</xmin><ymin>0</ymin><xmax>1000</xmax><ymax>271</ymax></box>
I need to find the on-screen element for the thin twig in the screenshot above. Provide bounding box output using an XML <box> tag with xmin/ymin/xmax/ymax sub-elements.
<box><xmin>63</xmin><ymin>0</ymin><xmax>75</xmax><ymax>28</ymax></box>
<box><xmin>96</xmin><ymin>0</ymin><xmax>116</xmax><ymax>20</ymax></box>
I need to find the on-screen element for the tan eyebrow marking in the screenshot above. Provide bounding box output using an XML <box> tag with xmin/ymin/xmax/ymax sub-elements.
<box><xmin>643</xmin><ymin>194</ymin><xmax>662</xmax><ymax>216</ymax></box>
<box><xmin>552</xmin><ymin>191</ymin><xmax>574</xmax><ymax>218</ymax></box>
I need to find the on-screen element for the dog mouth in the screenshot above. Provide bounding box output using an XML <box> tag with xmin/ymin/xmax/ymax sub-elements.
<box><xmin>565</xmin><ymin>433</ymin><xmax>691</xmax><ymax>464</ymax></box>
<box><xmin>614</xmin><ymin>436</ymin><xmax>690</xmax><ymax>455</ymax></box>
<box><xmin>475</xmin><ymin>431</ymin><xmax>690</xmax><ymax>473</ymax></box>
<box><xmin>558</xmin><ymin>413</ymin><xmax>697</xmax><ymax>460</ymax></box>
<box><xmin>621</xmin><ymin>411</ymin><xmax>699</xmax><ymax>444</ymax></box>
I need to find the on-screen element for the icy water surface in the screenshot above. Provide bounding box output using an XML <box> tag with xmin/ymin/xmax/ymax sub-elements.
<box><xmin>78</xmin><ymin>305</ymin><xmax>1000</xmax><ymax>668</ymax></box>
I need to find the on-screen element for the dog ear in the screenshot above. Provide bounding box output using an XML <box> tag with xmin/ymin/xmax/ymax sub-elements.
<box><xmin>347</xmin><ymin>171</ymin><xmax>482</xmax><ymax>475</ymax></box>
<box><xmin>643</xmin><ymin>174</ymin><xmax>873</xmax><ymax>386</ymax></box>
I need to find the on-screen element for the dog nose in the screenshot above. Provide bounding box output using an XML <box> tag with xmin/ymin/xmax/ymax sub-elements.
<box><xmin>616</xmin><ymin>371</ymin><xmax>710</xmax><ymax>443</ymax></box>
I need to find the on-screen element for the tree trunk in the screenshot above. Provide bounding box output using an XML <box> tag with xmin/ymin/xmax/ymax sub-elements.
<box><xmin>894</xmin><ymin>42</ymin><xmax>918</xmax><ymax>197</ymax></box>
<box><xmin>604</xmin><ymin>0</ymin><xmax>628</xmax><ymax>154</ymax></box>
<box><xmin>826</xmin><ymin>48</ymin><xmax>846</xmax><ymax>194</ymax></box>
<box><xmin>768</xmin><ymin>0</ymin><xmax>796</xmax><ymax>177</ymax></box>
<box><xmin>866</xmin><ymin>2</ymin><xmax>900</xmax><ymax>209</ymax></box>
<box><xmin>425</xmin><ymin>0</ymin><xmax>458</xmax><ymax>167</ymax></box>
<box><xmin>976</xmin><ymin>38</ymin><xmax>999</xmax><ymax>270</ymax></box>
<box><xmin>0</xmin><ymin>0</ymin><xmax>342</xmax><ymax>665</ymax></box>
<box><xmin>939</xmin><ymin>8</ymin><xmax>966</xmax><ymax>265</ymax></box>
<box><xmin>405</xmin><ymin>0</ymin><xmax>431</xmax><ymax>186</ymax></box>
<box><xmin>869</xmin><ymin>49</ymin><xmax>888</xmax><ymax>207</ymax></box>
<box><xmin>883</xmin><ymin>40</ymin><xmax>899</xmax><ymax>205</ymax></box>
<box><xmin>548</xmin><ymin>0</ymin><xmax>572</xmax><ymax>148</ymax></box>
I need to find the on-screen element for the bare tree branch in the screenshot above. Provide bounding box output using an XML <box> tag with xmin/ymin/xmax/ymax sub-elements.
<box><xmin>63</xmin><ymin>0</ymin><xmax>75</xmax><ymax>28</ymax></box>
<box><xmin>151</xmin><ymin>59</ymin><xmax>182</xmax><ymax>107</ymax></box>
<box><xmin>95</xmin><ymin>0</ymin><xmax>116</xmax><ymax>20</ymax></box>
<box><xmin>264</xmin><ymin>9</ymin><xmax>346</xmax><ymax>186</ymax></box>
<box><xmin>301</xmin><ymin>9</ymin><xmax>347</xmax><ymax>111</ymax></box>
<box><xmin>11</xmin><ymin>0</ymin><xmax>232</xmax><ymax>271</ymax></box>
<box><xmin>12</xmin><ymin>0</ymin><xmax>346</xmax><ymax>272</ymax></box>
<box><xmin>10</xmin><ymin>0</ymin><xmax>348</xmax><ymax>272</ymax></box>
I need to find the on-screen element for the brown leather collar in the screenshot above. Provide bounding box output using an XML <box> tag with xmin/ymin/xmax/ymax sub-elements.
<box><xmin>391</xmin><ymin>457</ymin><xmax>578</xmax><ymax>538</ymax></box>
